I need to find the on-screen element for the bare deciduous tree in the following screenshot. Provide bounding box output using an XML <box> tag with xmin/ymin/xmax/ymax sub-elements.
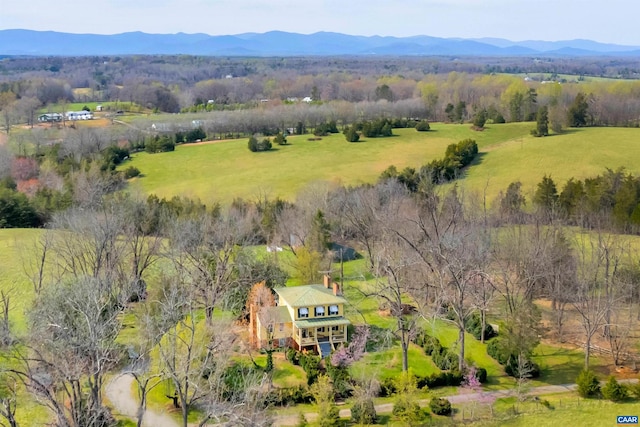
<box><xmin>9</xmin><ymin>276</ymin><xmax>122</xmax><ymax>427</ymax></box>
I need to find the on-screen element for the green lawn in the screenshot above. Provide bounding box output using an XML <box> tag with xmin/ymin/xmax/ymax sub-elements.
<box><xmin>0</xmin><ymin>228</ymin><xmax>44</xmax><ymax>333</ymax></box>
<box><xmin>471</xmin><ymin>394</ymin><xmax>640</xmax><ymax>427</ymax></box>
<box><xmin>460</xmin><ymin>127</ymin><xmax>640</xmax><ymax>203</ymax></box>
<box><xmin>122</xmin><ymin>123</ymin><xmax>533</xmax><ymax>205</ymax></box>
<box><xmin>350</xmin><ymin>344</ymin><xmax>441</xmax><ymax>381</ymax></box>
<box><xmin>123</xmin><ymin>124</ymin><xmax>640</xmax><ymax>207</ymax></box>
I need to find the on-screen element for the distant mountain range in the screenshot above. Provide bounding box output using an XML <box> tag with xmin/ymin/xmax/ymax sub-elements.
<box><xmin>2</xmin><ymin>29</ymin><xmax>640</xmax><ymax>57</ymax></box>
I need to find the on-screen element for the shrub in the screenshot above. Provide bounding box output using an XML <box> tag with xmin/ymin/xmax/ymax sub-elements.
<box><xmin>343</xmin><ymin>126</ymin><xmax>360</xmax><ymax>142</ymax></box>
<box><xmin>465</xmin><ymin>313</ymin><xmax>497</xmax><ymax>341</ymax></box>
<box><xmin>475</xmin><ymin>367</ymin><xmax>488</xmax><ymax>384</ymax></box>
<box><xmin>286</xmin><ymin>347</ymin><xmax>299</xmax><ymax>365</ymax></box>
<box><xmin>432</xmin><ymin>350</ymin><xmax>459</xmax><ymax>371</ymax></box>
<box><xmin>379</xmin><ymin>377</ymin><xmax>396</xmax><ymax>397</ymax></box>
<box><xmin>417</xmin><ymin>370</ymin><xmax>465</xmax><ymax>389</ymax></box>
<box><xmin>123</xmin><ymin>166</ymin><xmax>141</xmax><ymax>179</ymax></box>
<box><xmin>185</xmin><ymin>127</ymin><xmax>206</xmax><ymax>143</ymax></box>
<box><xmin>393</xmin><ymin>396</ymin><xmax>423</xmax><ymax>423</ymax></box>
<box><xmin>299</xmin><ymin>353</ymin><xmax>321</xmax><ymax>385</ymax></box>
<box><xmin>429</xmin><ymin>397</ymin><xmax>452</xmax><ymax>416</ymax></box>
<box><xmin>145</xmin><ymin>136</ymin><xmax>175</xmax><ymax>153</ymax></box>
<box><xmin>423</xmin><ymin>336</ymin><xmax>442</xmax><ymax>356</ymax></box>
<box><xmin>266</xmin><ymin>385</ymin><xmax>312</xmax><ymax>405</ymax></box>
<box><xmin>629</xmin><ymin>381</ymin><xmax>640</xmax><ymax>399</ymax></box>
<box><xmin>318</xmin><ymin>405</ymin><xmax>340</xmax><ymax>427</ymax></box>
<box><xmin>415</xmin><ymin>120</ymin><xmax>431</xmax><ymax>131</ymax></box>
<box><xmin>351</xmin><ymin>398</ymin><xmax>377</xmax><ymax>424</ymax></box>
<box><xmin>505</xmin><ymin>357</ymin><xmax>540</xmax><ymax>379</ymax></box>
<box><xmin>602</xmin><ymin>376</ymin><xmax>627</xmax><ymax>402</ymax></box>
<box><xmin>487</xmin><ymin>338</ymin><xmax>539</xmax><ymax>378</ymax></box>
<box><xmin>576</xmin><ymin>369</ymin><xmax>601</xmax><ymax>398</ymax></box>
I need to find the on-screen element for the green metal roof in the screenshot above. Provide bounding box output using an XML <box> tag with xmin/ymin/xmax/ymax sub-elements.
<box><xmin>294</xmin><ymin>316</ymin><xmax>350</xmax><ymax>329</ymax></box>
<box><xmin>275</xmin><ymin>284</ymin><xmax>347</xmax><ymax>308</ymax></box>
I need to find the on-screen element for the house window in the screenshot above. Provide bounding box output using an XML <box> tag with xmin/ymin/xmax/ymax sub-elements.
<box><xmin>279</xmin><ymin>322</ymin><xmax>284</xmax><ymax>332</ymax></box>
<box><xmin>317</xmin><ymin>327</ymin><xmax>325</xmax><ymax>333</ymax></box>
<box><xmin>329</xmin><ymin>305</ymin><xmax>339</xmax><ymax>315</ymax></box>
<box><xmin>315</xmin><ymin>306</ymin><xmax>325</xmax><ymax>317</ymax></box>
<box><xmin>298</xmin><ymin>307</ymin><xmax>309</xmax><ymax>318</ymax></box>
<box><xmin>331</xmin><ymin>326</ymin><xmax>340</xmax><ymax>332</ymax></box>
<box><xmin>267</xmin><ymin>324</ymin><xmax>273</xmax><ymax>333</ymax></box>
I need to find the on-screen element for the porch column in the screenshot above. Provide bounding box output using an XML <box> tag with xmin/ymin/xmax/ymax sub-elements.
<box><xmin>299</xmin><ymin>327</ymin><xmax>301</xmax><ymax>345</ymax></box>
<box><xmin>329</xmin><ymin>326</ymin><xmax>333</xmax><ymax>344</ymax></box>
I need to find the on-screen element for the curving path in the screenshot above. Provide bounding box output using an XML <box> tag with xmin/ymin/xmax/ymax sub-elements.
<box><xmin>106</xmin><ymin>373</ymin><xmax>180</xmax><ymax>427</ymax></box>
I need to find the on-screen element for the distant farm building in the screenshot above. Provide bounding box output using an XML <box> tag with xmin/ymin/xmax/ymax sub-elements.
<box><xmin>66</xmin><ymin>111</ymin><xmax>93</xmax><ymax>121</ymax></box>
<box><xmin>38</xmin><ymin>113</ymin><xmax>63</xmax><ymax>123</ymax></box>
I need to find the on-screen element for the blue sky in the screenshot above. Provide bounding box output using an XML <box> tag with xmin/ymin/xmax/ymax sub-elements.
<box><xmin>1</xmin><ymin>0</ymin><xmax>638</xmax><ymax>45</ymax></box>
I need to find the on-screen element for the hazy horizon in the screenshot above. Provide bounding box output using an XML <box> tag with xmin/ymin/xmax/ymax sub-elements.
<box><xmin>2</xmin><ymin>0</ymin><xmax>639</xmax><ymax>45</ymax></box>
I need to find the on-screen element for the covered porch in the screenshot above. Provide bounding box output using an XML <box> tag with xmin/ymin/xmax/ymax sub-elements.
<box><xmin>293</xmin><ymin>317</ymin><xmax>349</xmax><ymax>354</ymax></box>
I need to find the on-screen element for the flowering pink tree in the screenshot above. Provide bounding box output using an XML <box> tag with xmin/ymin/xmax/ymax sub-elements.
<box><xmin>331</xmin><ymin>325</ymin><xmax>370</xmax><ymax>367</ymax></box>
<box><xmin>460</xmin><ymin>367</ymin><xmax>496</xmax><ymax>419</ymax></box>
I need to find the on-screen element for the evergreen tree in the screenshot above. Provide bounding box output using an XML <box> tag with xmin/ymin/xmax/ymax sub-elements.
<box><xmin>533</xmin><ymin>175</ymin><xmax>559</xmax><ymax>216</ymax></box>
<box><xmin>473</xmin><ymin>108</ymin><xmax>487</xmax><ymax>128</ymax></box>
<box><xmin>567</xmin><ymin>92</ymin><xmax>589</xmax><ymax>127</ymax></box>
<box><xmin>535</xmin><ymin>106</ymin><xmax>549</xmax><ymax>136</ymax></box>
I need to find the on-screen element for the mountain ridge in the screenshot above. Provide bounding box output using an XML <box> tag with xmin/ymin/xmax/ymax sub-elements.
<box><xmin>1</xmin><ymin>29</ymin><xmax>639</xmax><ymax>56</ymax></box>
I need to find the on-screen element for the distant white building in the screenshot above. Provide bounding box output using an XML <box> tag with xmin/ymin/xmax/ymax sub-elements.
<box><xmin>38</xmin><ymin>113</ymin><xmax>63</xmax><ymax>123</ymax></box>
<box><xmin>66</xmin><ymin>111</ymin><xmax>93</xmax><ymax>120</ymax></box>
<box><xmin>302</xmin><ymin>96</ymin><xmax>313</xmax><ymax>103</ymax></box>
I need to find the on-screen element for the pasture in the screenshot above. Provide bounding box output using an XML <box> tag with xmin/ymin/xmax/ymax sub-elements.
<box><xmin>121</xmin><ymin>123</ymin><xmax>640</xmax><ymax>205</ymax></box>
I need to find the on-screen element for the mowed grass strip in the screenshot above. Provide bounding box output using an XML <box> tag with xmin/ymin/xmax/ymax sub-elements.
<box><xmin>123</xmin><ymin>123</ymin><xmax>533</xmax><ymax>204</ymax></box>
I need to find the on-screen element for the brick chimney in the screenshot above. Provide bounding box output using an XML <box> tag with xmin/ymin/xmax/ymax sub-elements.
<box><xmin>323</xmin><ymin>274</ymin><xmax>331</xmax><ymax>289</ymax></box>
<box><xmin>332</xmin><ymin>281</ymin><xmax>341</xmax><ymax>296</ymax></box>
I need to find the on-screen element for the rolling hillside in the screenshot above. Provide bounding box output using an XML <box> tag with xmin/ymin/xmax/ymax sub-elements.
<box><xmin>122</xmin><ymin>123</ymin><xmax>640</xmax><ymax>205</ymax></box>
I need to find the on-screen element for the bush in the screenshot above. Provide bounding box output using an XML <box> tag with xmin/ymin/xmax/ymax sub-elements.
<box><xmin>629</xmin><ymin>381</ymin><xmax>640</xmax><ymax>399</ymax></box>
<box><xmin>505</xmin><ymin>357</ymin><xmax>540</xmax><ymax>379</ymax></box>
<box><xmin>145</xmin><ymin>136</ymin><xmax>175</xmax><ymax>153</ymax></box>
<box><xmin>343</xmin><ymin>126</ymin><xmax>360</xmax><ymax>142</ymax></box>
<box><xmin>487</xmin><ymin>338</ymin><xmax>539</xmax><ymax>378</ymax></box>
<box><xmin>432</xmin><ymin>350</ymin><xmax>459</xmax><ymax>371</ymax></box>
<box><xmin>185</xmin><ymin>127</ymin><xmax>206</xmax><ymax>143</ymax></box>
<box><xmin>318</xmin><ymin>405</ymin><xmax>340</xmax><ymax>427</ymax></box>
<box><xmin>465</xmin><ymin>313</ymin><xmax>497</xmax><ymax>341</ymax></box>
<box><xmin>379</xmin><ymin>377</ymin><xmax>397</xmax><ymax>397</ymax></box>
<box><xmin>266</xmin><ymin>385</ymin><xmax>312</xmax><ymax>405</ymax></box>
<box><xmin>123</xmin><ymin>166</ymin><xmax>141</xmax><ymax>179</ymax></box>
<box><xmin>299</xmin><ymin>353</ymin><xmax>321</xmax><ymax>385</ymax></box>
<box><xmin>351</xmin><ymin>398</ymin><xmax>377</xmax><ymax>424</ymax></box>
<box><xmin>429</xmin><ymin>397</ymin><xmax>452</xmax><ymax>416</ymax></box>
<box><xmin>602</xmin><ymin>376</ymin><xmax>627</xmax><ymax>402</ymax></box>
<box><xmin>576</xmin><ymin>369</ymin><xmax>601</xmax><ymax>398</ymax></box>
<box><xmin>416</xmin><ymin>370</ymin><xmax>464</xmax><ymax>389</ymax></box>
<box><xmin>475</xmin><ymin>367</ymin><xmax>488</xmax><ymax>384</ymax></box>
<box><xmin>286</xmin><ymin>347</ymin><xmax>300</xmax><ymax>365</ymax></box>
<box><xmin>415</xmin><ymin>120</ymin><xmax>431</xmax><ymax>131</ymax></box>
<box><xmin>393</xmin><ymin>396</ymin><xmax>423</xmax><ymax>423</ymax></box>
<box><xmin>423</xmin><ymin>336</ymin><xmax>442</xmax><ymax>356</ymax></box>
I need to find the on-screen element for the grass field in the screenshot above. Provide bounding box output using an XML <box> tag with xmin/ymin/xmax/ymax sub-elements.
<box><xmin>0</xmin><ymin>228</ymin><xmax>44</xmax><ymax>333</ymax></box>
<box><xmin>122</xmin><ymin>123</ymin><xmax>533</xmax><ymax>205</ymax></box>
<box><xmin>122</xmin><ymin>123</ymin><xmax>640</xmax><ymax>206</ymax></box>
<box><xmin>460</xmin><ymin>127</ymin><xmax>640</xmax><ymax>203</ymax></box>
<box><xmin>470</xmin><ymin>394</ymin><xmax>640</xmax><ymax>427</ymax></box>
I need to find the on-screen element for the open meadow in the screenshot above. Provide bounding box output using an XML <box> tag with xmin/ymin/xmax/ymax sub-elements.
<box><xmin>122</xmin><ymin>123</ymin><xmax>640</xmax><ymax>205</ymax></box>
